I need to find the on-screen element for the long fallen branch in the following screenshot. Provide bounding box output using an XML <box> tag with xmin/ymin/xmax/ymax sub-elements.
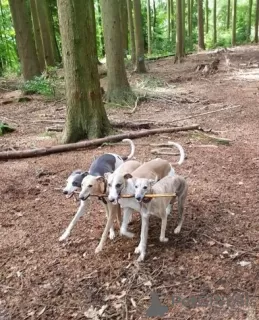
<box><xmin>0</xmin><ymin>124</ymin><xmax>199</xmax><ymax>160</ymax></box>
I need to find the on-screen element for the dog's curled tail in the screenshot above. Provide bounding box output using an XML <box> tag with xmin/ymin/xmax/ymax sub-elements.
<box><xmin>122</xmin><ymin>139</ymin><xmax>135</xmax><ymax>160</ymax></box>
<box><xmin>168</xmin><ymin>141</ymin><xmax>185</xmax><ymax>165</ymax></box>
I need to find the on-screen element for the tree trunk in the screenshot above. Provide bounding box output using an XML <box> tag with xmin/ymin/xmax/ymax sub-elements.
<box><xmin>182</xmin><ymin>0</ymin><xmax>185</xmax><ymax>55</ymax></box>
<box><xmin>119</xmin><ymin>0</ymin><xmax>128</xmax><ymax>56</ymax></box>
<box><xmin>231</xmin><ymin>0</ymin><xmax>237</xmax><ymax>46</ymax></box>
<box><xmin>35</xmin><ymin>0</ymin><xmax>59</xmax><ymax>66</ymax></box>
<box><xmin>153</xmin><ymin>0</ymin><xmax>156</xmax><ymax>32</ymax></box>
<box><xmin>8</xmin><ymin>0</ymin><xmax>40</xmax><ymax>80</ymax></box>
<box><xmin>96</xmin><ymin>0</ymin><xmax>105</xmax><ymax>57</ymax></box>
<box><xmin>247</xmin><ymin>0</ymin><xmax>253</xmax><ymax>41</ymax></box>
<box><xmin>205</xmin><ymin>0</ymin><xmax>208</xmax><ymax>34</ymax></box>
<box><xmin>213</xmin><ymin>0</ymin><xmax>217</xmax><ymax>45</ymax></box>
<box><xmin>147</xmin><ymin>0</ymin><xmax>152</xmax><ymax>55</ymax></box>
<box><xmin>175</xmin><ymin>0</ymin><xmax>184</xmax><ymax>62</ymax></box>
<box><xmin>100</xmin><ymin>0</ymin><xmax>134</xmax><ymax>103</ymax></box>
<box><xmin>167</xmin><ymin>0</ymin><xmax>171</xmax><ymax>40</ymax></box>
<box><xmin>198</xmin><ymin>0</ymin><xmax>205</xmax><ymax>50</ymax></box>
<box><xmin>133</xmin><ymin>0</ymin><xmax>146</xmax><ymax>73</ymax></box>
<box><xmin>57</xmin><ymin>0</ymin><xmax>111</xmax><ymax>143</ymax></box>
<box><xmin>187</xmin><ymin>0</ymin><xmax>191</xmax><ymax>37</ymax></box>
<box><xmin>29</xmin><ymin>0</ymin><xmax>45</xmax><ymax>71</ymax></box>
<box><xmin>127</xmin><ymin>0</ymin><xmax>136</xmax><ymax>63</ymax></box>
<box><xmin>255</xmin><ymin>0</ymin><xmax>259</xmax><ymax>43</ymax></box>
<box><xmin>227</xmin><ymin>0</ymin><xmax>231</xmax><ymax>29</ymax></box>
<box><xmin>171</xmin><ymin>0</ymin><xmax>175</xmax><ymax>35</ymax></box>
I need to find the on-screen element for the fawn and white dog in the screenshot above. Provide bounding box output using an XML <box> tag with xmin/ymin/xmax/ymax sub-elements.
<box><xmin>133</xmin><ymin>175</ymin><xmax>188</xmax><ymax>261</ymax></box>
<box><xmin>59</xmin><ymin>139</ymin><xmax>135</xmax><ymax>242</ymax></box>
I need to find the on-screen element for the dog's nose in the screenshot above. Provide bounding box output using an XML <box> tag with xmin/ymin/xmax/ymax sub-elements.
<box><xmin>63</xmin><ymin>190</ymin><xmax>68</xmax><ymax>195</ymax></box>
<box><xmin>109</xmin><ymin>198</ymin><xmax>115</xmax><ymax>203</ymax></box>
<box><xmin>135</xmin><ymin>196</ymin><xmax>142</xmax><ymax>202</ymax></box>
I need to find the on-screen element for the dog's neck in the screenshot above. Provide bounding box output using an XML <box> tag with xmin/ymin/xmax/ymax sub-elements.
<box><xmin>122</xmin><ymin>178</ymin><xmax>135</xmax><ymax>196</ymax></box>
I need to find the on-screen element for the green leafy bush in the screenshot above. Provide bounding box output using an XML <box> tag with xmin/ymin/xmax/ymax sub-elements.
<box><xmin>21</xmin><ymin>75</ymin><xmax>55</xmax><ymax>96</ymax></box>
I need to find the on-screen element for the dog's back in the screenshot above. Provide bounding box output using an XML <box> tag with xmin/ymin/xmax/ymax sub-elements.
<box><xmin>132</xmin><ymin>158</ymin><xmax>171</xmax><ymax>180</ymax></box>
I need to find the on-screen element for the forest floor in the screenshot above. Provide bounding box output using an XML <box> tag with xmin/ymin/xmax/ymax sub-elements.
<box><xmin>0</xmin><ymin>45</ymin><xmax>259</xmax><ymax>320</ymax></box>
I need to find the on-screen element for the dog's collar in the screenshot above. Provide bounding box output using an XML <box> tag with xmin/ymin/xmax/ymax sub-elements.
<box><xmin>98</xmin><ymin>179</ymin><xmax>108</xmax><ymax>204</ymax></box>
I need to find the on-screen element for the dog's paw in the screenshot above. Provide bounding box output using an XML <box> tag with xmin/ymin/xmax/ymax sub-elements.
<box><xmin>95</xmin><ymin>245</ymin><xmax>103</xmax><ymax>254</ymax></box>
<box><xmin>134</xmin><ymin>245</ymin><xmax>141</xmax><ymax>254</ymax></box>
<box><xmin>159</xmin><ymin>236</ymin><xmax>169</xmax><ymax>243</ymax></box>
<box><xmin>174</xmin><ymin>226</ymin><xmax>181</xmax><ymax>234</ymax></box>
<box><xmin>59</xmin><ymin>232</ymin><xmax>69</xmax><ymax>242</ymax></box>
<box><xmin>120</xmin><ymin>229</ymin><xmax>134</xmax><ymax>238</ymax></box>
<box><xmin>109</xmin><ymin>229</ymin><xmax>116</xmax><ymax>240</ymax></box>
<box><xmin>136</xmin><ymin>250</ymin><xmax>145</xmax><ymax>262</ymax></box>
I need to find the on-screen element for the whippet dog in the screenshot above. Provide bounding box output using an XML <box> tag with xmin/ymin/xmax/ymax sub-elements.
<box><xmin>133</xmin><ymin>175</ymin><xmax>188</xmax><ymax>261</ymax></box>
<box><xmin>59</xmin><ymin>139</ymin><xmax>135</xmax><ymax>242</ymax></box>
<box><xmin>107</xmin><ymin>142</ymin><xmax>185</xmax><ymax>240</ymax></box>
<box><xmin>78</xmin><ymin>160</ymin><xmax>141</xmax><ymax>253</ymax></box>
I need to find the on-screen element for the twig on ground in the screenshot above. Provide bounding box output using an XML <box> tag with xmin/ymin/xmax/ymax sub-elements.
<box><xmin>124</xmin><ymin>96</ymin><xmax>140</xmax><ymax>114</ymax></box>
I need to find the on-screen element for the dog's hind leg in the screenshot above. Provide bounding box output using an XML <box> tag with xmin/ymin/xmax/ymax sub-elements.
<box><xmin>59</xmin><ymin>200</ymin><xmax>87</xmax><ymax>241</ymax></box>
<box><xmin>101</xmin><ymin>202</ymin><xmax>115</xmax><ymax>240</ymax></box>
<box><xmin>159</xmin><ymin>206</ymin><xmax>170</xmax><ymax>242</ymax></box>
<box><xmin>120</xmin><ymin>208</ymin><xmax>134</xmax><ymax>238</ymax></box>
<box><xmin>174</xmin><ymin>193</ymin><xmax>186</xmax><ymax>234</ymax></box>
<box><xmin>135</xmin><ymin>211</ymin><xmax>149</xmax><ymax>262</ymax></box>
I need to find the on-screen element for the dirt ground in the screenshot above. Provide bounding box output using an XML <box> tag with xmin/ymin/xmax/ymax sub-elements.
<box><xmin>1</xmin><ymin>45</ymin><xmax>259</xmax><ymax>320</ymax></box>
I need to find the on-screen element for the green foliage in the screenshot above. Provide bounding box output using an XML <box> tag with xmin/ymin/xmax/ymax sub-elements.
<box><xmin>21</xmin><ymin>74</ymin><xmax>56</xmax><ymax>96</ymax></box>
<box><xmin>0</xmin><ymin>121</ymin><xmax>15</xmax><ymax>136</ymax></box>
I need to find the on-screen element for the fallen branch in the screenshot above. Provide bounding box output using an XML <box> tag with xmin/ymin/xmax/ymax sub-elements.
<box><xmin>151</xmin><ymin>149</ymin><xmax>179</xmax><ymax>156</ymax></box>
<box><xmin>0</xmin><ymin>124</ymin><xmax>199</xmax><ymax>160</ymax></box>
<box><xmin>197</xmin><ymin>131</ymin><xmax>231</xmax><ymax>145</ymax></box>
<box><xmin>124</xmin><ymin>96</ymin><xmax>140</xmax><ymax>114</ymax></box>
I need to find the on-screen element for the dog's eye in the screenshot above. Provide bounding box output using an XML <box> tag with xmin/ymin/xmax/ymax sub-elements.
<box><xmin>135</xmin><ymin>185</ymin><xmax>138</xmax><ymax>188</ymax></box>
<box><xmin>88</xmin><ymin>185</ymin><xmax>92</xmax><ymax>188</ymax></box>
<box><xmin>108</xmin><ymin>183</ymin><xmax>111</xmax><ymax>187</ymax></box>
<box><xmin>143</xmin><ymin>186</ymin><xmax>148</xmax><ymax>190</ymax></box>
<box><xmin>115</xmin><ymin>183</ymin><xmax>121</xmax><ymax>188</ymax></box>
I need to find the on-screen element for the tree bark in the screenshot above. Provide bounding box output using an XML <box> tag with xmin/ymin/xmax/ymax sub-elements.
<box><xmin>147</xmin><ymin>0</ymin><xmax>152</xmax><ymax>54</ymax></box>
<box><xmin>127</xmin><ymin>0</ymin><xmax>136</xmax><ymax>63</ymax></box>
<box><xmin>133</xmin><ymin>0</ymin><xmax>146</xmax><ymax>73</ymax></box>
<box><xmin>167</xmin><ymin>0</ymin><xmax>171</xmax><ymax>40</ymax></box>
<box><xmin>187</xmin><ymin>0</ymin><xmax>191</xmax><ymax>37</ymax></box>
<box><xmin>247</xmin><ymin>0</ymin><xmax>253</xmax><ymax>41</ymax></box>
<box><xmin>30</xmin><ymin>0</ymin><xmax>45</xmax><ymax>71</ymax></box>
<box><xmin>255</xmin><ymin>0</ymin><xmax>259</xmax><ymax>43</ymax></box>
<box><xmin>213</xmin><ymin>0</ymin><xmax>217</xmax><ymax>45</ymax></box>
<box><xmin>57</xmin><ymin>0</ymin><xmax>111</xmax><ymax>143</ymax></box>
<box><xmin>205</xmin><ymin>0</ymin><xmax>209</xmax><ymax>34</ymax></box>
<box><xmin>8</xmin><ymin>0</ymin><xmax>40</xmax><ymax>80</ymax></box>
<box><xmin>182</xmin><ymin>0</ymin><xmax>185</xmax><ymax>54</ymax></box>
<box><xmin>175</xmin><ymin>0</ymin><xmax>184</xmax><ymax>62</ymax></box>
<box><xmin>35</xmin><ymin>0</ymin><xmax>59</xmax><ymax>66</ymax></box>
<box><xmin>119</xmin><ymin>0</ymin><xmax>128</xmax><ymax>56</ymax></box>
<box><xmin>198</xmin><ymin>0</ymin><xmax>205</xmax><ymax>50</ymax></box>
<box><xmin>171</xmin><ymin>0</ymin><xmax>175</xmax><ymax>35</ymax></box>
<box><xmin>227</xmin><ymin>0</ymin><xmax>231</xmax><ymax>29</ymax></box>
<box><xmin>231</xmin><ymin>0</ymin><xmax>237</xmax><ymax>46</ymax></box>
<box><xmin>153</xmin><ymin>0</ymin><xmax>156</xmax><ymax>32</ymax></box>
<box><xmin>100</xmin><ymin>0</ymin><xmax>134</xmax><ymax>103</ymax></box>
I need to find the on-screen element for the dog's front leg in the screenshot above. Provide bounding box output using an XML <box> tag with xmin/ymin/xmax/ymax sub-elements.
<box><xmin>174</xmin><ymin>195</ymin><xmax>186</xmax><ymax>234</ymax></box>
<box><xmin>160</xmin><ymin>205</ymin><xmax>170</xmax><ymax>242</ymax></box>
<box><xmin>120</xmin><ymin>207</ymin><xmax>134</xmax><ymax>238</ymax></box>
<box><xmin>135</xmin><ymin>211</ymin><xmax>149</xmax><ymax>262</ymax></box>
<box><xmin>101</xmin><ymin>202</ymin><xmax>115</xmax><ymax>240</ymax></box>
<box><xmin>59</xmin><ymin>200</ymin><xmax>87</xmax><ymax>241</ymax></box>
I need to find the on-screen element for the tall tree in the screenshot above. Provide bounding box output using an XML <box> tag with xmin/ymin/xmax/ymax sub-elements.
<box><xmin>175</xmin><ymin>0</ymin><xmax>184</xmax><ymax>62</ymax></box>
<box><xmin>147</xmin><ymin>0</ymin><xmax>152</xmax><ymax>55</ymax></box>
<box><xmin>8</xmin><ymin>0</ymin><xmax>40</xmax><ymax>80</ymax></box>
<box><xmin>205</xmin><ymin>0</ymin><xmax>209</xmax><ymax>34</ymax></box>
<box><xmin>133</xmin><ymin>0</ymin><xmax>146</xmax><ymax>73</ymax></box>
<box><xmin>153</xmin><ymin>0</ymin><xmax>156</xmax><ymax>32</ymax></box>
<box><xmin>101</xmin><ymin>0</ymin><xmax>134</xmax><ymax>102</ymax></box>
<box><xmin>35</xmin><ymin>0</ymin><xmax>60</xmax><ymax>66</ymax></box>
<box><xmin>182</xmin><ymin>0</ymin><xmax>185</xmax><ymax>55</ymax></box>
<box><xmin>213</xmin><ymin>0</ymin><xmax>217</xmax><ymax>45</ymax></box>
<box><xmin>127</xmin><ymin>0</ymin><xmax>136</xmax><ymax>63</ymax></box>
<box><xmin>167</xmin><ymin>0</ymin><xmax>171</xmax><ymax>40</ymax></box>
<box><xmin>57</xmin><ymin>0</ymin><xmax>110</xmax><ymax>143</ymax></box>
<box><xmin>187</xmin><ymin>0</ymin><xmax>192</xmax><ymax>37</ymax></box>
<box><xmin>255</xmin><ymin>0</ymin><xmax>259</xmax><ymax>43</ymax></box>
<box><xmin>30</xmin><ymin>0</ymin><xmax>45</xmax><ymax>71</ymax></box>
<box><xmin>119</xmin><ymin>0</ymin><xmax>128</xmax><ymax>55</ymax></box>
<box><xmin>97</xmin><ymin>0</ymin><xmax>105</xmax><ymax>57</ymax></box>
<box><xmin>227</xmin><ymin>0</ymin><xmax>231</xmax><ymax>29</ymax></box>
<box><xmin>170</xmin><ymin>0</ymin><xmax>175</xmax><ymax>35</ymax></box>
<box><xmin>231</xmin><ymin>0</ymin><xmax>237</xmax><ymax>46</ymax></box>
<box><xmin>247</xmin><ymin>0</ymin><xmax>253</xmax><ymax>41</ymax></box>
<box><xmin>197</xmin><ymin>0</ymin><xmax>205</xmax><ymax>50</ymax></box>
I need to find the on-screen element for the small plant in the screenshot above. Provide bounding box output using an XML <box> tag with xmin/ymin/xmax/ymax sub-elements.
<box><xmin>21</xmin><ymin>74</ymin><xmax>55</xmax><ymax>96</ymax></box>
<box><xmin>0</xmin><ymin>121</ymin><xmax>15</xmax><ymax>136</ymax></box>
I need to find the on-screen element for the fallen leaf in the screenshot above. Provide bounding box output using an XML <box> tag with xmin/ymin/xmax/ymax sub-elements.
<box><xmin>130</xmin><ymin>298</ymin><xmax>137</xmax><ymax>308</ymax></box>
<box><xmin>37</xmin><ymin>306</ymin><xmax>46</xmax><ymax>317</ymax></box>
<box><xmin>208</xmin><ymin>241</ymin><xmax>215</xmax><ymax>246</ymax></box>
<box><xmin>144</xmin><ymin>280</ymin><xmax>152</xmax><ymax>287</ymax></box>
<box><xmin>98</xmin><ymin>305</ymin><xmax>108</xmax><ymax>316</ymax></box>
<box><xmin>238</xmin><ymin>261</ymin><xmax>251</xmax><ymax>267</ymax></box>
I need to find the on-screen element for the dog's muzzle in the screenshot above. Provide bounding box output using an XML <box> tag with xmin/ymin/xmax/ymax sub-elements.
<box><xmin>79</xmin><ymin>194</ymin><xmax>90</xmax><ymax>201</ymax></box>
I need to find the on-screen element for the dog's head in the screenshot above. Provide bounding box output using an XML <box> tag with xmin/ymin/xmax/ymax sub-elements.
<box><xmin>79</xmin><ymin>175</ymin><xmax>106</xmax><ymax>201</ymax></box>
<box><xmin>105</xmin><ymin>172</ymin><xmax>130</xmax><ymax>204</ymax></box>
<box><xmin>63</xmin><ymin>170</ymin><xmax>88</xmax><ymax>198</ymax></box>
<box><xmin>134</xmin><ymin>178</ymin><xmax>156</xmax><ymax>202</ymax></box>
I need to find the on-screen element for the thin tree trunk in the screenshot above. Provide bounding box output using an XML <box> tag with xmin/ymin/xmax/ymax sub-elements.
<box><xmin>133</xmin><ymin>0</ymin><xmax>147</xmax><ymax>73</ymax></box>
<box><xmin>227</xmin><ymin>0</ymin><xmax>231</xmax><ymax>29</ymax></box>
<box><xmin>8</xmin><ymin>0</ymin><xmax>40</xmax><ymax>80</ymax></box>
<box><xmin>175</xmin><ymin>0</ymin><xmax>184</xmax><ymax>62</ymax></box>
<box><xmin>100</xmin><ymin>0</ymin><xmax>134</xmax><ymax>103</ymax></box>
<box><xmin>30</xmin><ymin>0</ymin><xmax>45</xmax><ymax>71</ymax></box>
<box><xmin>167</xmin><ymin>0</ymin><xmax>171</xmax><ymax>40</ymax></box>
<box><xmin>119</xmin><ymin>0</ymin><xmax>128</xmax><ymax>56</ymax></box>
<box><xmin>57</xmin><ymin>0</ymin><xmax>110</xmax><ymax>143</ymax></box>
<box><xmin>247</xmin><ymin>0</ymin><xmax>253</xmax><ymax>41</ymax></box>
<box><xmin>147</xmin><ymin>0</ymin><xmax>152</xmax><ymax>55</ymax></box>
<box><xmin>171</xmin><ymin>0</ymin><xmax>174</xmax><ymax>34</ymax></box>
<box><xmin>97</xmin><ymin>0</ymin><xmax>105</xmax><ymax>57</ymax></box>
<box><xmin>153</xmin><ymin>0</ymin><xmax>156</xmax><ymax>33</ymax></box>
<box><xmin>213</xmin><ymin>0</ymin><xmax>217</xmax><ymax>45</ymax></box>
<box><xmin>182</xmin><ymin>0</ymin><xmax>185</xmax><ymax>54</ymax></box>
<box><xmin>127</xmin><ymin>0</ymin><xmax>136</xmax><ymax>63</ymax></box>
<box><xmin>198</xmin><ymin>0</ymin><xmax>205</xmax><ymax>50</ymax></box>
<box><xmin>231</xmin><ymin>0</ymin><xmax>237</xmax><ymax>46</ymax></box>
<box><xmin>255</xmin><ymin>0</ymin><xmax>259</xmax><ymax>43</ymax></box>
<box><xmin>205</xmin><ymin>0</ymin><xmax>209</xmax><ymax>34</ymax></box>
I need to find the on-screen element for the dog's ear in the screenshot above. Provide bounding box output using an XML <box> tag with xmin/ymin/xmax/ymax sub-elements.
<box><xmin>104</xmin><ymin>172</ymin><xmax>111</xmax><ymax>180</ymax></box>
<box><xmin>148</xmin><ymin>179</ymin><xmax>157</xmax><ymax>187</ymax></box>
<box><xmin>124</xmin><ymin>173</ymin><xmax>133</xmax><ymax>180</ymax></box>
<box><xmin>82</xmin><ymin>171</ymin><xmax>89</xmax><ymax>178</ymax></box>
<box><xmin>96</xmin><ymin>176</ymin><xmax>105</xmax><ymax>183</ymax></box>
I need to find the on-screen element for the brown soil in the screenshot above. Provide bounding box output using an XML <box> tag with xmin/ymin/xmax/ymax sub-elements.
<box><xmin>0</xmin><ymin>45</ymin><xmax>259</xmax><ymax>320</ymax></box>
